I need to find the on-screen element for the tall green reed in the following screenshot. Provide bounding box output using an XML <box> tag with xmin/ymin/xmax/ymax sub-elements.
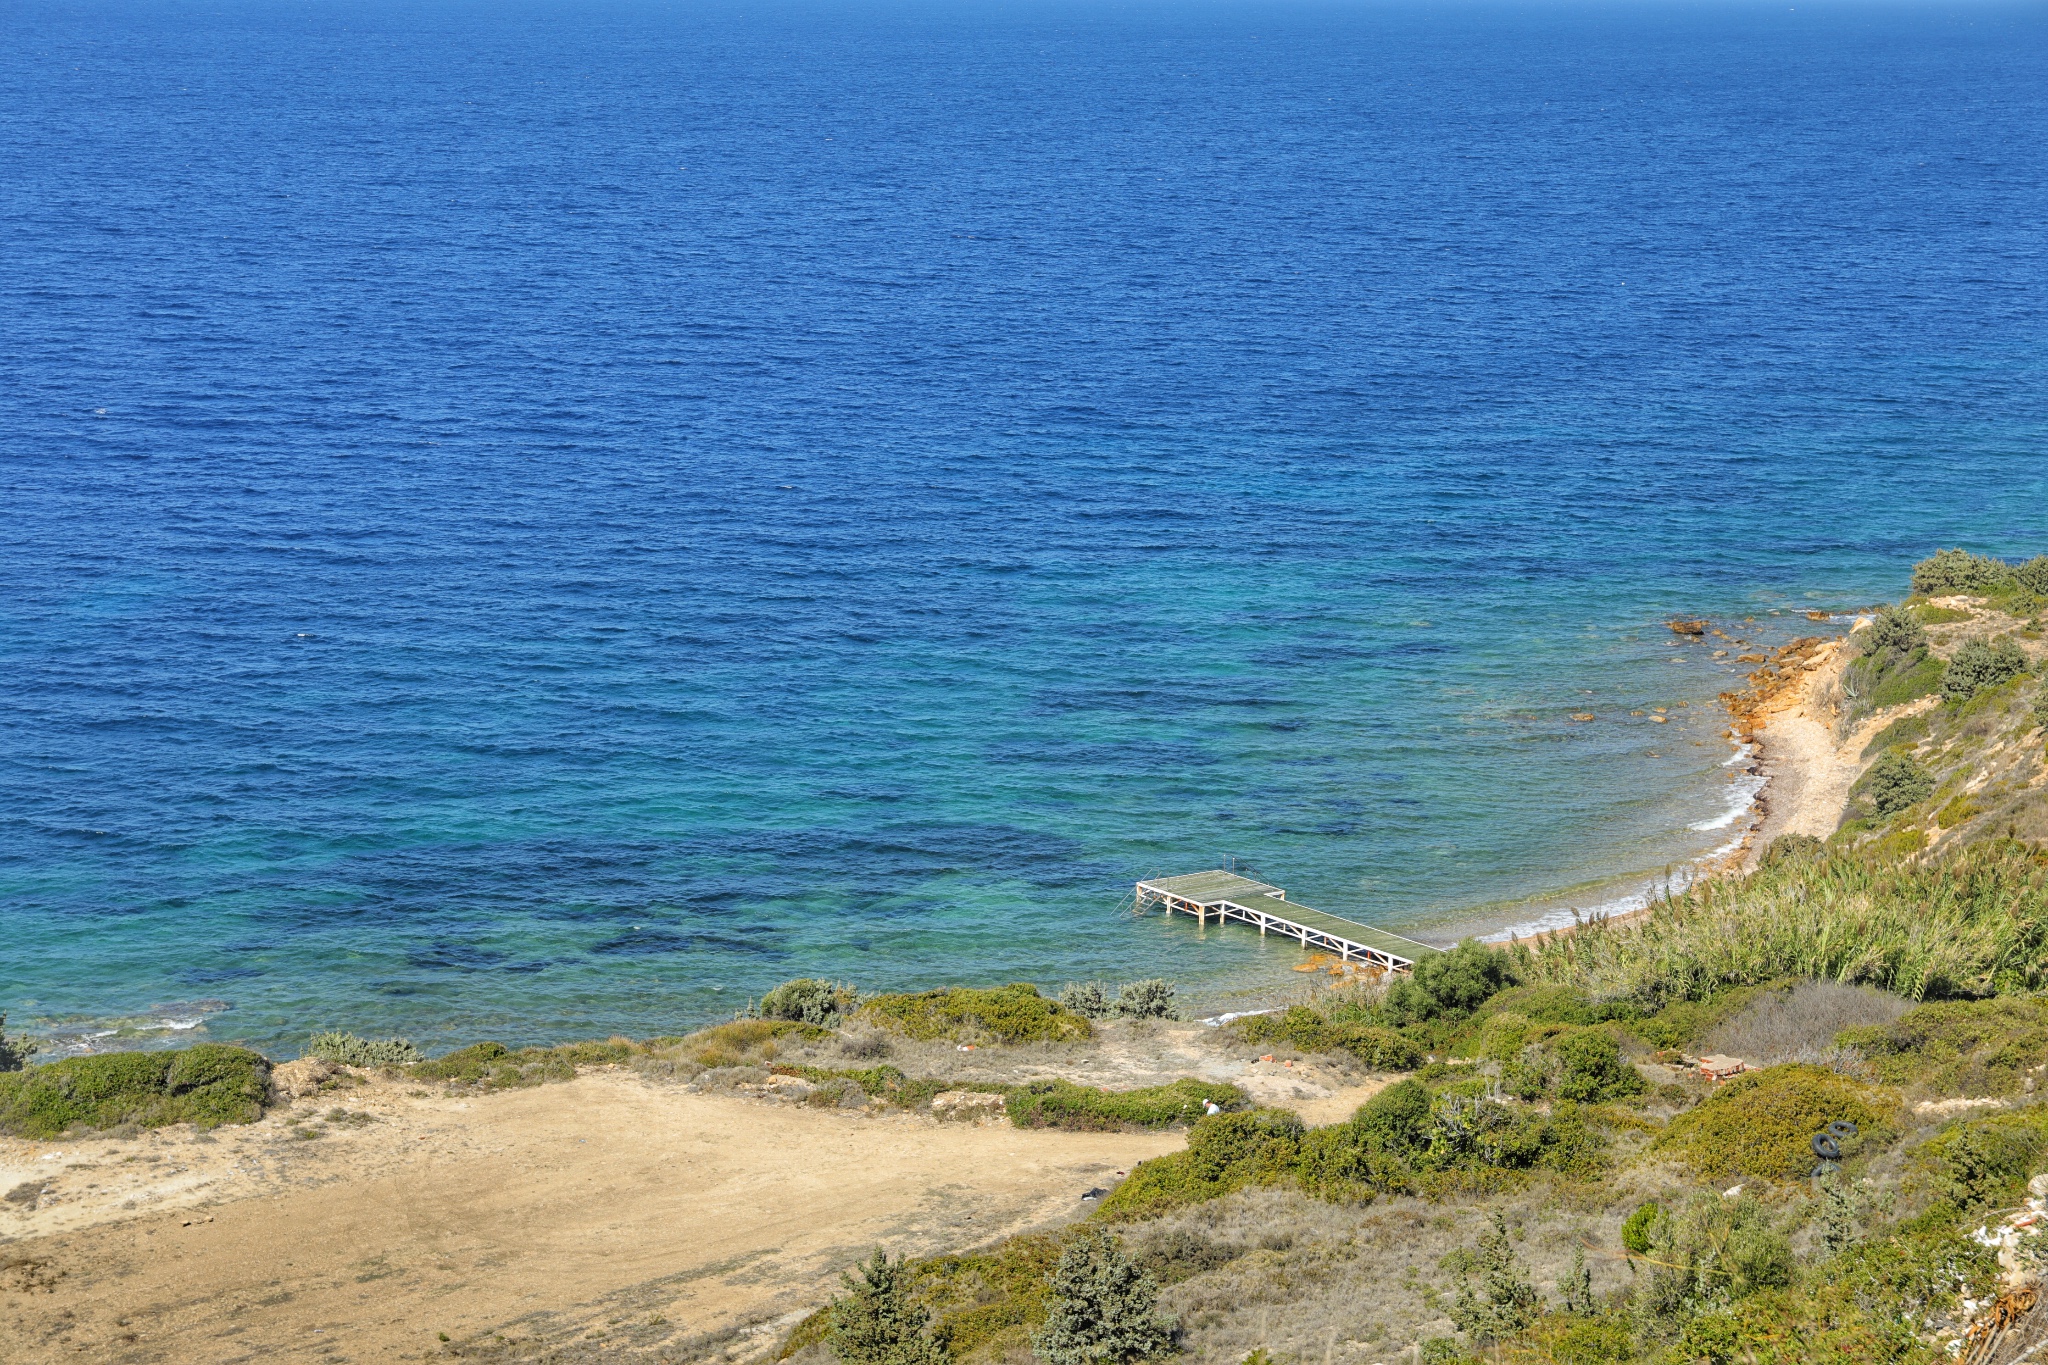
<box><xmin>1516</xmin><ymin>841</ymin><xmax>2048</xmax><ymax>1006</ymax></box>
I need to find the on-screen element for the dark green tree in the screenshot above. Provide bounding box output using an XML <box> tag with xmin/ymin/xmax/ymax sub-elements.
<box><xmin>828</xmin><ymin>1249</ymin><xmax>948</xmax><ymax>1365</ymax></box>
<box><xmin>1864</xmin><ymin>749</ymin><xmax>1934</xmax><ymax>817</ymax></box>
<box><xmin>1032</xmin><ymin>1230</ymin><xmax>1174</xmax><ymax>1365</ymax></box>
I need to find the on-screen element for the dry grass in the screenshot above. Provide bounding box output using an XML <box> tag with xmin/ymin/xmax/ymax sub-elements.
<box><xmin>1132</xmin><ymin>1187</ymin><xmax>1636</xmax><ymax>1365</ymax></box>
<box><xmin>1698</xmin><ymin>980</ymin><xmax>1911</xmax><ymax>1068</ymax></box>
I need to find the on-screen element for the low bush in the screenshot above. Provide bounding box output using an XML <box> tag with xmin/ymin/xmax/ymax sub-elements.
<box><xmin>0</xmin><ymin>1013</ymin><xmax>36</xmax><ymax>1072</ymax></box>
<box><xmin>305</xmin><ymin>1032</ymin><xmax>424</xmax><ymax>1069</ymax></box>
<box><xmin>1913</xmin><ymin>548</ymin><xmax>2014</xmax><ymax>596</ymax></box>
<box><xmin>1096</xmin><ymin>1108</ymin><xmax>1304</xmax><ymax>1221</ymax></box>
<box><xmin>2018</xmin><ymin>556</ymin><xmax>2048</xmax><ymax>597</ymax></box>
<box><xmin>1006</xmin><ymin>1078</ymin><xmax>1243</xmax><ymax>1131</ymax></box>
<box><xmin>1864</xmin><ymin>603</ymin><xmax>1927</xmax><ymax>657</ymax></box>
<box><xmin>1110</xmin><ymin>979</ymin><xmax>1179</xmax><ymax>1020</ymax></box>
<box><xmin>676</xmin><ymin>1019</ymin><xmax>825</xmax><ymax>1068</ymax></box>
<box><xmin>1862</xmin><ymin>998</ymin><xmax>2048</xmax><ymax>1104</ymax></box>
<box><xmin>1869</xmin><ymin>651</ymin><xmax>1945</xmax><ymax>709</ymax></box>
<box><xmin>758</xmin><ymin>978</ymin><xmax>858</xmax><ymax>1027</ymax></box>
<box><xmin>1921</xmin><ymin>1110</ymin><xmax>2048</xmax><ymax>1213</ymax></box>
<box><xmin>860</xmin><ymin>984</ymin><xmax>1090</xmax><ymax>1044</ymax></box>
<box><xmin>1653</xmin><ymin>1064</ymin><xmax>1893</xmax><ymax>1179</ymax></box>
<box><xmin>1386</xmin><ymin>940</ymin><xmax>1518</xmax><ymax>1027</ymax></box>
<box><xmin>1549</xmin><ymin>1030</ymin><xmax>1647</xmax><ymax>1103</ymax></box>
<box><xmin>1861</xmin><ymin>749</ymin><xmax>1934</xmax><ymax>817</ymax></box>
<box><xmin>1106</xmin><ymin>1075</ymin><xmax>1610</xmax><ymax>1219</ymax></box>
<box><xmin>1058</xmin><ymin>979</ymin><xmax>1180</xmax><ymax>1021</ymax></box>
<box><xmin>0</xmin><ymin>1044</ymin><xmax>271</xmax><ymax>1137</ymax></box>
<box><xmin>1942</xmin><ymin>637</ymin><xmax>2030</xmax><ymax>705</ymax></box>
<box><xmin>410</xmin><ymin>1037</ymin><xmax>646</xmax><ymax>1089</ymax></box>
<box><xmin>1861</xmin><ymin>711</ymin><xmax>1930</xmax><ymax>759</ymax></box>
<box><xmin>1237</xmin><ymin>1006</ymin><xmax>1425</xmax><ymax>1070</ymax></box>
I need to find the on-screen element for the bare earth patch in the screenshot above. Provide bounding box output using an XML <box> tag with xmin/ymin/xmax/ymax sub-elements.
<box><xmin>0</xmin><ymin>1029</ymin><xmax>1395</xmax><ymax>1363</ymax></box>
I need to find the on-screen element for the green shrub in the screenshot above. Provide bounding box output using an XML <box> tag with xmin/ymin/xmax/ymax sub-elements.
<box><xmin>1621</xmin><ymin>1201</ymin><xmax>1661</xmax><ymax>1255</ymax></box>
<box><xmin>1186</xmin><ymin>1107</ymin><xmax>1306</xmax><ymax>1181</ymax></box>
<box><xmin>1092</xmin><ymin>1151</ymin><xmax>1217</xmax><ymax>1222</ymax></box>
<box><xmin>1354</xmin><ymin>1078</ymin><xmax>1434</xmax><ymax>1152</ymax></box>
<box><xmin>1654</xmin><ymin>1064</ymin><xmax>1892</xmax><ymax>1179</ymax></box>
<box><xmin>1861</xmin><ymin>711</ymin><xmax>1930</xmax><ymax>759</ymax></box>
<box><xmin>1057</xmin><ymin>979</ymin><xmax>1180</xmax><ymax>1021</ymax></box>
<box><xmin>1058</xmin><ymin>983</ymin><xmax>1111</xmax><ymax>1018</ymax></box>
<box><xmin>1864</xmin><ymin>604</ymin><xmax>1926</xmax><ymax>657</ymax></box>
<box><xmin>0</xmin><ymin>1013</ymin><xmax>37</xmax><ymax>1072</ymax></box>
<box><xmin>1007</xmin><ymin>1078</ymin><xmax>1242</xmax><ymax>1132</ymax></box>
<box><xmin>1448</xmin><ymin>1212</ymin><xmax>1540</xmax><ymax>1344</ymax></box>
<box><xmin>2016</xmin><ymin>557</ymin><xmax>2048</xmax><ymax>597</ymax></box>
<box><xmin>1861</xmin><ymin>750</ymin><xmax>1934</xmax><ymax>819</ymax></box>
<box><xmin>1110</xmin><ymin>979</ymin><xmax>1179</xmax><ymax>1020</ymax></box>
<box><xmin>1550</xmin><ymin>1030</ymin><xmax>1647</xmax><ymax>1103</ymax></box>
<box><xmin>306</xmin><ymin>1032</ymin><xmax>424</xmax><ymax>1069</ymax></box>
<box><xmin>0</xmin><ymin>1044</ymin><xmax>270</xmax><ymax>1137</ymax></box>
<box><xmin>1386</xmin><ymin>940</ymin><xmax>1517</xmax><ymax>1026</ymax></box>
<box><xmin>1237</xmin><ymin>1006</ymin><xmax>1423</xmax><ymax>1070</ymax></box>
<box><xmin>1031</xmin><ymin>1229</ymin><xmax>1173</xmax><ymax>1365</ymax></box>
<box><xmin>860</xmin><ymin>985</ymin><xmax>1090</xmax><ymax>1044</ymax></box>
<box><xmin>1942</xmin><ymin>637</ymin><xmax>2030</xmax><ymax>704</ymax></box>
<box><xmin>1869</xmin><ymin>652</ymin><xmax>1945</xmax><ymax>709</ymax></box>
<box><xmin>828</xmin><ymin>1248</ymin><xmax>948</xmax><ymax>1365</ymax></box>
<box><xmin>1096</xmin><ymin>1109</ymin><xmax>1304</xmax><ymax>1221</ymax></box>
<box><xmin>409</xmin><ymin>1039</ymin><xmax>630</xmax><ymax>1089</ymax></box>
<box><xmin>1913</xmin><ymin>548</ymin><xmax>2013</xmax><ymax>596</ymax></box>
<box><xmin>759</xmin><ymin>979</ymin><xmax>859</xmax><ymax>1027</ymax></box>
<box><xmin>1919</xmin><ymin>1109</ymin><xmax>2048</xmax><ymax>1212</ymax></box>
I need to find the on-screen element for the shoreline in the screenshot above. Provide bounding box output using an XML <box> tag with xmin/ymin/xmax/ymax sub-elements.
<box><xmin>1477</xmin><ymin>622</ymin><xmax>1875</xmax><ymax>947</ymax></box>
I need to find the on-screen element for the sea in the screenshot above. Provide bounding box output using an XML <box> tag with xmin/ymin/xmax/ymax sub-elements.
<box><xmin>3</xmin><ymin>0</ymin><xmax>2044</xmax><ymax>1057</ymax></box>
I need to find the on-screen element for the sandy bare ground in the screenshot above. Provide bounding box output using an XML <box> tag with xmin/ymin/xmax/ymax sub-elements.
<box><xmin>1739</xmin><ymin>631</ymin><xmax>1938</xmax><ymax>862</ymax></box>
<box><xmin>2</xmin><ymin>1072</ymin><xmax>1176</xmax><ymax>1364</ymax></box>
<box><xmin>0</xmin><ymin>1028</ymin><xmax>1388</xmax><ymax>1365</ymax></box>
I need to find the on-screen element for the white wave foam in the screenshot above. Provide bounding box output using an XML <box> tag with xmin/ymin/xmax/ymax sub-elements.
<box><xmin>1481</xmin><ymin>736</ymin><xmax>1767</xmax><ymax>943</ymax></box>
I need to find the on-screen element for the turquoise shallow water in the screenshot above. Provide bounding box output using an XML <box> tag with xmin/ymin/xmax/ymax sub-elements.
<box><xmin>2</xmin><ymin>0</ymin><xmax>2044</xmax><ymax>1055</ymax></box>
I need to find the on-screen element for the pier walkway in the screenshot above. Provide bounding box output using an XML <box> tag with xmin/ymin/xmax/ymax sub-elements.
<box><xmin>1134</xmin><ymin>870</ymin><xmax>1438</xmax><ymax>973</ymax></box>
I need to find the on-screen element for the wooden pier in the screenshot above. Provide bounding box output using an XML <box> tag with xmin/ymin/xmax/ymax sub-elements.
<box><xmin>1134</xmin><ymin>870</ymin><xmax>1438</xmax><ymax>973</ymax></box>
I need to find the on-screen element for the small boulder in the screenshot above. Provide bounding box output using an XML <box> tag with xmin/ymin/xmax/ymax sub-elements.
<box><xmin>271</xmin><ymin>1057</ymin><xmax>341</xmax><ymax>1100</ymax></box>
<box><xmin>931</xmin><ymin>1091</ymin><xmax>1008</xmax><ymax>1122</ymax></box>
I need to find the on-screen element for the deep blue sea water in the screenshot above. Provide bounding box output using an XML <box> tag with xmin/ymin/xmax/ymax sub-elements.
<box><xmin>3</xmin><ymin>0</ymin><xmax>2044</xmax><ymax>1055</ymax></box>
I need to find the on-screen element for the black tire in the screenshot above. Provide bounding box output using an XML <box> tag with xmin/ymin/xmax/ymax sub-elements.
<box><xmin>1812</xmin><ymin>1133</ymin><xmax>1842</xmax><ymax>1161</ymax></box>
<box><xmin>1827</xmin><ymin>1120</ymin><xmax>1859</xmax><ymax>1139</ymax></box>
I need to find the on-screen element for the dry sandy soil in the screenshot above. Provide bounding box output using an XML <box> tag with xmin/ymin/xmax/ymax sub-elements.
<box><xmin>0</xmin><ymin>1027</ymin><xmax>1389</xmax><ymax>1365</ymax></box>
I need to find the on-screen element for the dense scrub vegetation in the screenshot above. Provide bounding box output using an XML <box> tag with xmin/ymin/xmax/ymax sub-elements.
<box><xmin>0</xmin><ymin>1044</ymin><xmax>270</xmax><ymax>1137</ymax></box>
<box><xmin>859</xmin><ymin>984</ymin><xmax>1092</xmax><ymax>1044</ymax></box>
